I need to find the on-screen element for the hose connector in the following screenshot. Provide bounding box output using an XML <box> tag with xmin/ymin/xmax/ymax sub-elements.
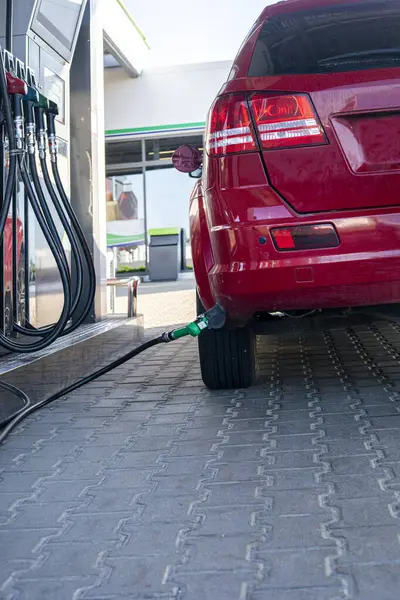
<box><xmin>26</xmin><ymin>122</ymin><xmax>36</xmax><ymax>155</ymax></box>
<box><xmin>48</xmin><ymin>133</ymin><xmax>57</xmax><ymax>161</ymax></box>
<box><xmin>34</xmin><ymin>106</ymin><xmax>47</xmax><ymax>159</ymax></box>
<box><xmin>14</xmin><ymin>115</ymin><xmax>24</xmax><ymax>151</ymax></box>
<box><xmin>37</xmin><ymin>129</ymin><xmax>46</xmax><ymax>159</ymax></box>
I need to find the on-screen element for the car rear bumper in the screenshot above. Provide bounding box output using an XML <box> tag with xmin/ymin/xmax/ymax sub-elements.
<box><xmin>207</xmin><ymin>214</ymin><xmax>400</xmax><ymax>319</ymax></box>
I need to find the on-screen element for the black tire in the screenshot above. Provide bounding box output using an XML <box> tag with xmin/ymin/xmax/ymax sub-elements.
<box><xmin>197</xmin><ymin>293</ymin><xmax>256</xmax><ymax>389</ymax></box>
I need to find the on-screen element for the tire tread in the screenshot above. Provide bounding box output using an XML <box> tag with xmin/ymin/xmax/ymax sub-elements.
<box><xmin>197</xmin><ymin>294</ymin><xmax>255</xmax><ymax>389</ymax></box>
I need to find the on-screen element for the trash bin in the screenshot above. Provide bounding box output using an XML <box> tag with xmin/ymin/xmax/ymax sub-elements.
<box><xmin>149</xmin><ymin>228</ymin><xmax>180</xmax><ymax>282</ymax></box>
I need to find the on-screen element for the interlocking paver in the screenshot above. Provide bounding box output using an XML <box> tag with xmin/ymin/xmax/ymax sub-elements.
<box><xmin>2</xmin><ymin>287</ymin><xmax>400</xmax><ymax>598</ymax></box>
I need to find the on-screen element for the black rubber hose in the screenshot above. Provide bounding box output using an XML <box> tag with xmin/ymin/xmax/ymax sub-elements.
<box><xmin>13</xmin><ymin>153</ymin><xmax>86</xmax><ymax>336</ymax></box>
<box><xmin>0</xmin><ymin>158</ymin><xmax>72</xmax><ymax>352</ymax></box>
<box><xmin>28</xmin><ymin>153</ymin><xmax>71</xmax><ymax>285</ymax></box>
<box><xmin>40</xmin><ymin>156</ymin><xmax>84</xmax><ymax>309</ymax></box>
<box><xmin>19</xmin><ymin>157</ymin><xmax>97</xmax><ymax>337</ymax></box>
<box><xmin>0</xmin><ymin>336</ymin><xmax>163</xmax><ymax>445</ymax></box>
<box><xmin>0</xmin><ymin>380</ymin><xmax>30</xmax><ymax>428</ymax></box>
<box><xmin>0</xmin><ymin>45</ymin><xmax>72</xmax><ymax>351</ymax></box>
<box><xmin>0</xmin><ymin>53</ymin><xmax>17</xmax><ymax>240</ymax></box>
<box><xmin>0</xmin><ymin>1</ymin><xmax>94</xmax><ymax>353</ymax></box>
<box><xmin>51</xmin><ymin>159</ymin><xmax>97</xmax><ymax>330</ymax></box>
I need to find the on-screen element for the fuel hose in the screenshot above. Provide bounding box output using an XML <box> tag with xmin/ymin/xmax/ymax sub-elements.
<box><xmin>0</xmin><ymin>309</ymin><xmax>225</xmax><ymax>447</ymax></box>
<box><xmin>0</xmin><ymin>55</ymin><xmax>95</xmax><ymax>345</ymax></box>
<box><xmin>0</xmin><ymin>60</ymin><xmax>73</xmax><ymax>352</ymax></box>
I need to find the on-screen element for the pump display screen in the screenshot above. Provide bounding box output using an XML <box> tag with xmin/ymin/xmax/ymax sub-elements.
<box><xmin>35</xmin><ymin>0</ymin><xmax>83</xmax><ymax>52</ymax></box>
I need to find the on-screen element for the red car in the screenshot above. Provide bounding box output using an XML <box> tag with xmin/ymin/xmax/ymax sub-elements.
<box><xmin>174</xmin><ymin>0</ymin><xmax>400</xmax><ymax>389</ymax></box>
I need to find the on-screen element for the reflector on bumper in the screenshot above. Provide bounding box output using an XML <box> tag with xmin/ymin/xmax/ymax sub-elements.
<box><xmin>271</xmin><ymin>224</ymin><xmax>340</xmax><ymax>251</ymax></box>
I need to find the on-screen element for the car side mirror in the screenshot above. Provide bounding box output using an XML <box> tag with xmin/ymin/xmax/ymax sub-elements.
<box><xmin>172</xmin><ymin>145</ymin><xmax>202</xmax><ymax>174</ymax></box>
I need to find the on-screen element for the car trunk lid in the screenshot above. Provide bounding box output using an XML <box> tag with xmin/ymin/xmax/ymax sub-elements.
<box><xmin>242</xmin><ymin>0</ymin><xmax>400</xmax><ymax>214</ymax></box>
<box><xmin>248</xmin><ymin>73</ymin><xmax>400</xmax><ymax>213</ymax></box>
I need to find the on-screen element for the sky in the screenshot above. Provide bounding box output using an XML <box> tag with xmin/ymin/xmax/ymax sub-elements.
<box><xmin>125</xmin><ymin>0</ymin><xmax>270</xmax><ymax>67</ymax></box>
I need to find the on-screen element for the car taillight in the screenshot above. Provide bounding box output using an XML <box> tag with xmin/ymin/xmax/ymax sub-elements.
<box><xmin>271</xmin><ymin>224</ymin><xmax>339</xmax><ymax>251</ymax></box>
<box><xmin>249</xmin><ymin>94</ymin><xmax>327</xmax><ymax>150</ymax></box>
<box><xmin>206</xmin><ymin>93</ymin><xmax>257</xmax><ymax>157</ymax></box>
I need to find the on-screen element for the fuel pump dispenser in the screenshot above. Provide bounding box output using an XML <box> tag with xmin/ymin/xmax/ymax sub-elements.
<box><xmin>0</xmin><ymin>0</ymin><xmax>225</xmax><ymax>445</ymax></box>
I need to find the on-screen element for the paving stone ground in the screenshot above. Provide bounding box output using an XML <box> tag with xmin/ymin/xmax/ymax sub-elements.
<box><xmin>1</xmin><ymin>283</ymin><xmax>400</xmax><ymax>599</ymax></box>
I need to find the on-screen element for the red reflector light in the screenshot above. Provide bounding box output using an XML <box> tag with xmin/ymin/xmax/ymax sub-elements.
<box><xmin>206</xmin><ymin>93</ymin><xmax>257</xmax><ymax>157</ymax></box>
<box><xmin>271</xmin><ymin>224</ymin><xmax>339</xmax><ymax>251</ymax></box>
<box><xmin>250</xmin><ymin>94</ymin><xmax>326</xmax><ymax>150</ymax></box>
<box><xmin>271</xmin><ymin>228</ymin><xmax>295</xmax><ymax>249</ymax></box>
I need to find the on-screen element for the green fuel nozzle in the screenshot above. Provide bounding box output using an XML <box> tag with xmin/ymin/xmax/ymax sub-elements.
<box><xmin>162</xmin><ymin>304</ymin><xmax>226</xmax><ymax>343</ymax></box>
<box><xmin>168</xmin><ymin>317</ymin><xmax>209</xmax><ymax>341</ymax></box>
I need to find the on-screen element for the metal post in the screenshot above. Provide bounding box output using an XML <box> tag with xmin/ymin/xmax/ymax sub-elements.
<box><xmin>0</xmin><ymin>115</ymin><xmax>5</xmax><ymax>334</ymax></box>
<box><xmin>11</xmin><ymin>176</ymin><xmax>17</xmax><ymax>322</ymax></box>
<box><xmin>24</xmin><ymin>181</ymin><xmax>30</xmax><ymax>323</ymax></box>
<box><xmin>6</xmin><ymin>0</ymin><xmax>13</xmax><ymax>54</ymax></box>
<box><xmin>111</xmin><ymin>246</ymin><xmax>117</xmax><ymax>313</ymax></box>
<box><xmin>141</xmin><ymin>138</ymin><xmax>148</xmax><ymax>273</ymax></box>
<box><xmin>6</xmin><ymin>0</ymin><xmax>15</xmax><ymax>330</ymax></box>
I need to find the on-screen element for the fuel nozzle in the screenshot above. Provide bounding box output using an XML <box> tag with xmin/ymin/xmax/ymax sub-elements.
<box><xmin>15</xmin><ymin>59</ymin><xmax>38</xmax><ymax>104</ymax></box>
<box><xmin>162</xmin><ymin>304</ymin><xmax>226</xmax><ymax>342</ymax></box>
<box><xmin>46</xmin><ymin>100</ymin><xmax>59</xmax><ymax>161</ymax></box>
<box><xmin>5</xmin><ymin>72</ymin><xmax>27</xmax><ymax>151</ymax></box>
<box><xmin>26</xmin><ymin>66</ymin><xmax>48</xmax><ymax>110</ymax></box>
<box><xmin>15</xmin><ymin>59</ymin><xmax>40</xmax><ymax>154</ymax></box>
<box><xmin>5</xmin><ymin>71</ymin><xmax>27</xmax><ymax>97</ymax></box>
<box><xmin>2</xmin><ymin>50</ymin><xmax>28</xmax><ymax>151</ymax></box>
<box><xmin>26</xmin><ymin>67</ymin><xmax>50</xmax><ymax>158</ymax></box>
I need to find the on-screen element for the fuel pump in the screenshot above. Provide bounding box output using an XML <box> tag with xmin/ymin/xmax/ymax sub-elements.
<box><xmin>0</xmin><ymin>51</ymin><xmax>72</xmax><ymax>351</ymax></box>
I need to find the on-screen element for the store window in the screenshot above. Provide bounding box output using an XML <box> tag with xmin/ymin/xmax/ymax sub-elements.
<box><xmin>106</xmin><ymin>170</ymin><xmax>146</xmax><ymax>274</ymax></box>
<box><xmin>105</xmin><ymin>133</ymin><xmax>203</xmax><ymax>273</ymax></box>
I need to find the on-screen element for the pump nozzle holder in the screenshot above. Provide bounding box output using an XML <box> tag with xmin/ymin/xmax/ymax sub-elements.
<box><xmin>22</xmin><ymin>86</ymin><xmax>40</xmax><ymax>140</ymax></box>
<box><xmin>5</xmin><ymin>72</ymin><xmax>28</xmax><ymax>148</ymax></box>
<box><xmin>36</xmin><ymin>93</ymin><xmax>49</xmax><ymax>111</ymax></box>
<box><xmin>6</xmin><ymin>72</ymin><xmax>27</xmax><ymax>96</ymax></box>
<box><xmin>24</xmin><ymin>86</ymin><xmax>40</xmax><ymax>105</ymax></box>
<box><xmin>47</xmin><ymin>100</ymin><xmax>59</xmax><ymax>115</ymax></box>
<box><xmin>46</xmin><ymin>102</ymin><xmax>59</xmax><ymax>135</ymax></box>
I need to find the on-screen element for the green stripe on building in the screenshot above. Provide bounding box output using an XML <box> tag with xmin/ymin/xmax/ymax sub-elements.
<box><xmin>105</xmin><ymin>122</ymin><xmax>206</xmax><ymax>137</ymax></box>
<box><xmin>107</xmin><ymin>233</ymin><xmax>144</xmax><ymax>245</ymax></box>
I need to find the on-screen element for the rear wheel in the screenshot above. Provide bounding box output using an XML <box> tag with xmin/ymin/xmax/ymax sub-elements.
<box><xmin>197</xmin><ymin>293</ymin><xmax>256</xmax><ymax>390</ymax></box>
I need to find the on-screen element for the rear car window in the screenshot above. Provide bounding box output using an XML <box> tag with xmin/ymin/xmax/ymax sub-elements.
<box><xmin>248</xmin><ymin>1</ymin><xmax>400</xmax><ymax>76</ymax></box>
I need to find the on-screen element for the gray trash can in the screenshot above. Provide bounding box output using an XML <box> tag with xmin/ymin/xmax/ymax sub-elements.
<box><xmin>149</xmin><ymin>229</ymin><xmax>180</xmax><ymax>282</ymax></box>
